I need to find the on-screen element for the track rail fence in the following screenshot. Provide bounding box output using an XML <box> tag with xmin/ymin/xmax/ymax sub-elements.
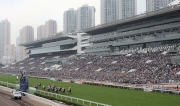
<box><xmin>36</xmin><ymin>89</ymin><xmax>111</xmax><ymax>106</ymax></box>
<box><xmin>0</xmin><ymin>81</ymin><xmax>17</xmax><ymax>88</ymax></box>
<box><xmin>0</xmin><ymin>81</ymin><xmax>111</xmax><ymax>106</ymax></box>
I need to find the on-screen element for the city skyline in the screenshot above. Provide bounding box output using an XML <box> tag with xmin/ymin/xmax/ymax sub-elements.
<box><xmin>44</xmin><ymin>19</ymin><xmax>57</xmax><ymax>37</ymax></box>
<box><xmin>146</xmin><ymin>0</ymin><xmax>175</xmax><ymax>12</ymax></box>
<box><xmin>77</xmin><ymin>4</ymin><xmax>96</xmax><ymax>30</ymax></box>
<box><xmin>19</xmin><ymin>25</ymin><xmax>34</xmax><ymax>60</ymax></box>
<box><xmin>101</xmin><ymin>0</ymin><xmax>137</xmax><ymax>24</ymax></box>
<box><xmin>63</xmin><ymin>8</ymin><xmax>77</xmax><ymax>34</ymax></box>
<box><xmin>0</xmin><ymin>0</ymin><xmax>146</xmax><ymax>45</ymax></box>
<box><xmin>0</xmin><ymin>19</ymin><xmax>11</xmax><ymax>60</ymax></box>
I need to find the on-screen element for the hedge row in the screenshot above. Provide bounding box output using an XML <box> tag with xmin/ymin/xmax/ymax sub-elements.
<box><xmin>0</xmin><ymin>82</ymin><xmax>85</xmax><ymax>106</ymax></box>
<box><xmin>152</xmin><ymin>89</ymin><xmax>180</xmax><ymax>94</ymax></box>
<box><xmin>82</xmin><ymin>82</ymin><xmax>144</xmax><ymax>91</ymax></box>
<box><xmin>70</xmin><ymin>80</ymin><xmax>74</xmax><ymax>83</ymax></box>
<box><xmin>34</xmin><ymin>92</ymin><xmax>86</xmax><ymax>106</ymax></box>
<box><xmin>0</xmin><ymin>83</ymin><xmax>15</xmax><ymax>89</ymax></box>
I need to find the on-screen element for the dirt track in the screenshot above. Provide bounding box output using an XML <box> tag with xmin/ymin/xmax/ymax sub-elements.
<box><xmin>0</xmin><ymin>89</ymin><xmax>56</xmax><ymax>106</ymax></box>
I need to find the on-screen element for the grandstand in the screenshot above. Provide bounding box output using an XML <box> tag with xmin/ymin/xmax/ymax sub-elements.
<box><xmin>82</xmin><ymin>4</ymin><xmax>180</xmax><ymax>56</ymax></box>
<box><xmin>20</xmin><ymin>33</ymin><xmax>89</xmax><ymax>57</ymax></box>
<box><xmin>1</xmin><ymin>4</ymin><xmax>180</xmax><ymax>106</ymax></box>
<box><xmin>1</xmin><ymin>4</ymin><xmax>180</xmax><ymax>85</ymax></box>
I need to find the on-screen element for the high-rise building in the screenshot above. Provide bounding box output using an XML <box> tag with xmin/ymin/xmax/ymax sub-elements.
<box><xmin>37</xmin><ymin>25</ymin><xmax>45</xmax><ymax>40</ymax></box>
<box><xmin>169</xmin><ymin>0</ymin><xmax>180</xmax><ymax>6</ymax></box>
<box><xmin>101</xmin><ymin>0</ymin><xmax>137</xmax><ymax>24</ymax></box>
<box><xmin>16</xmin><ymin>36</ymin><xmax>20</xmax><ymax>61</ymax></box>
<box><xmin>2</xmin><ymin>44</ymin><xmax>15</xmax><ymax>64</ymax></box>
<box><xmin>44</xmin><ymin>20</ymin><xmax>57</xmax><ymax>38</ymax></box>
<box><xmin>0</xmin><ymin>19</ymin><xmax>11</xmax><ymax>61</ymax></box>
<box><xmin>77</xmin><ymin>4</ymin><xmax>96</xmax><ymax>30</ymax></box>
<box><xmin>63</xmin><ymin>8</ymin><xmax>77</xmax><ymax>34</ymax></box>
<box><xmin>19</xmin><ymin>26</ymin><xmax>34</xmax><ymax>60</ymax></box>
<box><xmin>146</xmin><ymin>0</ymin><xmax>175</xmax><ymax>12</ymax></box>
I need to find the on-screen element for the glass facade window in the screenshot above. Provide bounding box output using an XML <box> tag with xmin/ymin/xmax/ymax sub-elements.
<box><xmin>31</xmin><ymin>46</ymin><xmax>60</xmax><ymax>54</ymax></box>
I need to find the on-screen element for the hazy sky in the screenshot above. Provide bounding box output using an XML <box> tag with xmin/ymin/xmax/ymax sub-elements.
<box><xmin>0</xmin><ymin>0</ymin><xmax>146</xmax><ymax>45</ymax></box>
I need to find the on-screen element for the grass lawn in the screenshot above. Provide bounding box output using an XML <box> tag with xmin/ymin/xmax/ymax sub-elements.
<box><xmin>0</xmin><ymin>73</ymin><xmax>180</xmax><ymax>106</ymax></box>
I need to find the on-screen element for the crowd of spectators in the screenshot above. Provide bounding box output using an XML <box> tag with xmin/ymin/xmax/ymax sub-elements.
<box><xmin>1</xmin><ymin>44</ymin><xmax>180</xmax><ymax>84</ymax></box>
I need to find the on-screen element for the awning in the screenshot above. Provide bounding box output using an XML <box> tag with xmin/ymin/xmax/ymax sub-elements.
<box><xmin>111</xmin><ymin>61</ymin><xmax>117</xmax><ymax>64</ymax></box>
<box><xmin>161</xmin><ymin>51</ymin><xmax>167</xmax><ymax>55</ymax></box>
<box><xmin>75</xmin><ymin>68</ymin><xmax>79</xmax><ymax>71</ymax></box>
<box><xmin>126</xmin><ymin>54</ymin><xmax>132</xmax><ymax>56</ymax></box>
<box><xmin>43</xmin><ymin>67</ymin><xmax>50</xmax><ymax>71</ymax></box>
<box><xmin>29</xmin><ymin>62</ymin><xmax>34</xmax><ymax>64</ymax></box>
<box><xmin>145</xmin><ymin>60</ymin><xmax>153</xmax><ymax>63</ymax></box>
<box><xmin>29</xmin><ymin>58</ymin><xmax>34</xmax><ymax>60</ymax></box>
<box><xmin>128</xmin><ymin>69</ymin><xmax>136</xmax><ymax>73</ymax></box>
<box><xmin>95</xmin><ymin>68</ymin><xmax>102</xmax><ymax>72</ymax></box>
<box><xmin>50</xmin><ymin>64</ymin><xmax>61</xmax><ymax>69</ymax></box>
<box><xmin>19</xmin><ymin>67</ymin><xmax>24</xmax><ymax>69</ymax></box>
<box><xmin>176</xmin><ymin>71</ymin><xmax>180</xmax><ymax>75</ymax></box>
<box><xmin>87</xmin><ymin>62</ymin><xmax>92</xmax><ymax>64</ymax></box>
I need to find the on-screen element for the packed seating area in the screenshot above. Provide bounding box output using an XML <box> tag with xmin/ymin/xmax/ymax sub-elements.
<box><xmin>1</xmin><ymin>44</ymin><xmax>180</xmax><ymax>84</ymax></box>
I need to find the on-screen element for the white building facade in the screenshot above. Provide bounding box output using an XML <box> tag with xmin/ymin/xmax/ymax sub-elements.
<box><xmin>101</xmin><ymin>0</ymin><xmax>137</xmax><ymax>24</ymax></box>
<box><xmin>2</xmin><ymin>44</ymin><xmax>15</xmax><ymax>64</ymax></box>
<box><xmin>16</xmin><ymin>36</ymin><xmax>20</xmax><ymax>61</ymax></box>
<box><xmin>0</xmin><ymin>19</ymin><xmax>11</xmax><ymax>61</ymax></box>
<box><xmin>37</xmin><ymin>25</ymin><xmax>45</xmax><ymax>40</ymax></box>
<box><xmin>77</xmin><ymin>4</ymin><xmax>96</xmax><ymax>30</ymax></box>
<box><xmin>169</xmin><ymin>0</ymin><xmax>180</xmax><ymax>5</ymax></box>
<box><xmin>63</xmin><ymin>8</ymin><xmax>77</xmax><ymax>34</ymax></box>
<box><xmin>146</xmin><ymin>0</ymin><xmax>175</xmax><ymax>12</ymax></box>
<box><xmin>44</xmin><ymin>20</ymin><xmax>57</xmax><ymax>38</ymax></box>
<box><xmin>19</xmin><ymin>26</ymin><xmax>34</xmax><ymax>60</ymax></box>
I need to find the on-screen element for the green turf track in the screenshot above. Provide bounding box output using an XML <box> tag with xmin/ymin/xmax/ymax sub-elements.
<box><xmin>0</xmin><ymin>73</ymin><xmax>180</xmax><ymax>106</ymax></box>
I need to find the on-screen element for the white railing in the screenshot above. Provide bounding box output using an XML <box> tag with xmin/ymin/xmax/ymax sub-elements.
<box><xmin>0</xmin><ymin>81</ymin><xmax>17</xmax><ymax>88</ymax></box>
<box><xmin>23</xmin><ymin>92</ymin><xmax>61</xmax><ymax>106</ymax></box>
<box><xmin>0</xmin><ymin>81</ymin><xmax>60</xmax><ymax>106</ymax></box>
<box><xmin>36</xmin><ymin>89</ymin><xmax>111</xmax><ymax>106</ymax></box>
<box><xmin>0</xmin><ymin>81</ymin><xmax>111</xmax><ymax>106</ymax></box>
<box><xmin>0</xmin><ymin>82</ymin><xmax>15</xmax><ymax>91</ymax></box>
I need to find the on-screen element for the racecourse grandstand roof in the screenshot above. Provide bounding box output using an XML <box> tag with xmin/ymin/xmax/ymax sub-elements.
<box><xmin>19</xmin><ymin>34</ymin><xmax>77</xmax><ymax>47</ymax></box>
<box><xmin>81</xmin><ymin>4</ymin><xmax>180</xmax><ymax>35</ymax></box>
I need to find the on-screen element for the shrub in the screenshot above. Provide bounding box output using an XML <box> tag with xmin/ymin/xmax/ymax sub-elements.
<box><xmin>34</xmin><ymin>92</ymin><xmax>86</xmax><ymax>106</ymax></box>
<box><xmin>57</xmin><ymin>79</ymin><xmax>62</xmax><ymax>81</ymax></box>
<box><xmin>70</xmin><ymin>80</ymin><xmax>74</xmax><ymax>83</ymax></box>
